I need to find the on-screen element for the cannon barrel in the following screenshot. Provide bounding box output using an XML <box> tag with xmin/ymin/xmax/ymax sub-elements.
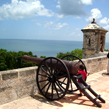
<box><xmin>23</xmin><ymin>55</ymin><xmax>79</xmax><ymax>74</ymax></box>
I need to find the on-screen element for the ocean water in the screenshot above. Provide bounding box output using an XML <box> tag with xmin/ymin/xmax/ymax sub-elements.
<box><xmin>0</xmin><ymin>39</ymin><xmax>109</xmax><ymax>57</ymax></box>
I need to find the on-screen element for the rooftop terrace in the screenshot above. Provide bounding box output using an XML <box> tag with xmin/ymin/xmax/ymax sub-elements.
<box><xmin>0</xmin><ymin>70</ymin><xmax>109</xmax><ymax>109</ymax></box>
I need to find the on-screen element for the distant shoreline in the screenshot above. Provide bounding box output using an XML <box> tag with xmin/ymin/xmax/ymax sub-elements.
<box><xmin>0</xmin><ymin>39</ymin><xmax>108</xmax><ymax>57</ymax></box>
<box><xmin>0</xmin><ymin>38</ymin><xmax>109</xmax><ymax>44</ymax></box>
<box><xmin>0</xmin><ymin>38</ymin><xmax>83</xmax><ymax>42</ymax></box>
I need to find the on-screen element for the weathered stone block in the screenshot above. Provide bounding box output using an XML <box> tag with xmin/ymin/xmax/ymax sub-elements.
<box><xmin>0</xmin><ymin>90</ymin><xmax>17</xmax><ymax>105</ymax></box>
<box><xmin>0</xmin><ymin>86</ymin><xmax>12</xmax><ymax>93</ymax></box>
<box><xmin>87</xmin><ymin>60</ymin><xmax>92</xmax><ymax>63</ymax></box>
<box><xmin>20</xmin><ymin>76</ymin><xmax>36</xmax><ymax>86</ymax></box>
<box><xmin>19</xmin><ymin>69</ymin><xmax>35</xmax><ymax>77</ymax></box>
<box><xmin>98</xmin><ymin>58</ymin><xmax>101</xmax><ymax>61</ymax></box>
<box><xmin>0</xmin><ymin>75</ymin><xmax>2</xmax><ymax>81</ymax></box>
<box><xmin>2</xmin><ymin>72</ymin><xmax>18</xmax><ymax>80</ymax></box>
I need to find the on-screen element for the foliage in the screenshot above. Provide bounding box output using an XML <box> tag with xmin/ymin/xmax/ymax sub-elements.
<box><xmin>40</xmin><ymin>56</ymin><xmax>46</xmax><ymax>58</ymax></box>
<box><xmin>71</xmin><ymin>49</ymin><xmax>82</xmax><ymax>59</ymax></box>
<box><xmin>105</xmin><ymin>49</ymin><xmax>108</xmax><ymax>51</ymax></box>
<box><xmin>0</xmin><ymin>49</ymin><xmax>37</xmax><ymax>71</ymax></box>
<box><xmin>0</xmin><ymin>48</ymin><xmax>82</xmax><ymax>71</ymax></box>
<box><xmin>56</xmin><ymin>49</ymin><xmax>82</xmax><ymax>59</ymax></box>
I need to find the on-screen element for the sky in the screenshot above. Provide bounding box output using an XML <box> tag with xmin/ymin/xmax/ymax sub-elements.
<box><xmin>0</xmin><ymin>0</ymin><xmax>109</xmax><ymax>42</ymax></box>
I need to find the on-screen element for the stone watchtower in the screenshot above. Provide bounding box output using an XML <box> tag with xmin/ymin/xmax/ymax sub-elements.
<box><xmin>81</xmin><ymin>18</ymin><xmax>108</xmax><ymax>59</ymax></box>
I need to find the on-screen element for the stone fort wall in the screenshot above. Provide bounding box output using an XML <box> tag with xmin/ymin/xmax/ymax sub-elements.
<box><xmin>0</xmin><ymin>56</ymin><xmax>108</xmax><ymax>105</ymax></box>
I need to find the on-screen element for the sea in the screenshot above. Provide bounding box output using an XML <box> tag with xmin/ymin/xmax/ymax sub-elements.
<box><xmin>0</xmin><ymin>39</ymin><xmax>109</xmax><ymax>57</ymax></box>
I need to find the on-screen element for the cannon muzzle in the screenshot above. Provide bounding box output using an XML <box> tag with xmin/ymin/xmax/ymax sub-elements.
<box><xmin>23</xmin><ymin>55</ymin><xmax>44</xmax><ymax>65</ymax></box>
<box><xmin>23</xmin><ymin>55</ymin><xmax>79</xmax><ymax>74</ymax></box>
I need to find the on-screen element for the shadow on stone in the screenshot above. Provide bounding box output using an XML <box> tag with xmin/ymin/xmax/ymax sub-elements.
<box><xmin>102</xmin><ymin>73</ymin><xmax>109</xmax><ymax>76</ymax></box>
<box><xmin>58</xmin><ymin>93</ymin><xmax>98</xmax><ymax>108</ymax></box>
<box><xmin>31</xmin><ymin>94</ymin><xmax>63</xmax><ymax>107</ymax></box>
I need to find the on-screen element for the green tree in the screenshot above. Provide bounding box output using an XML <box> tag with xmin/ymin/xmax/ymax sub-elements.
<box><xmin>56</xmin><ymin>49</ymin><xmax>82</xmax><ymax>59</ymax></box>
<box><xmin>71</xmin><ymin>49</ymin><xmax>82</xmax><ymax>59</ymax></box>
<box><xmin>0</xmin><ymin>48</ymin><xmax>83</xmax><ymax>71</ymax></box>
<box><xmin>40</xmin><ymin>56</ymin><xmax>46</xmax><ymax>58</ymax></box>
<box><xmin>0</xmin><ymin>49</ymin><xmax>7</xmax><ymax>70</ymax></box>
<box><xmin>0</xmin><ymin>49</ymin><xmax>37</xmax><ymax>71</ymax></box>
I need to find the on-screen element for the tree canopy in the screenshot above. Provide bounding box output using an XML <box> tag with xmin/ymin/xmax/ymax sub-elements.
<box><xmin>0</xmin><ymin>48</ymin><xmax>82</xmax><ymax>71</ymax></box>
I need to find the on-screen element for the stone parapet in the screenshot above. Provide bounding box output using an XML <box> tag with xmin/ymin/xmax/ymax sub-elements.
<box><xmin>0</xmin><ymin>66</ymin><xmax>38</xmax><ymax>105</ymax></box>
<box><xmin>0</xmin><ymin>56</ymin><xmax>108</xmax><ymax>105</ymax></box>
<box><xmin>82</xmin><ymin>55</ymin><xmax>108</xmax><ymax>74</ymax></box>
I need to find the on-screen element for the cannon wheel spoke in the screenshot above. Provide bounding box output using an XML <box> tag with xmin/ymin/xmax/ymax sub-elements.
<box><xmin>36</xmin><ymin>57</ymin><xmax>70</xmax><ymax>101</ymax></box>
<box><xmin>61</xmin><ymin>55</ymin><xmax>87</xmax><ymax>93</ymax></box>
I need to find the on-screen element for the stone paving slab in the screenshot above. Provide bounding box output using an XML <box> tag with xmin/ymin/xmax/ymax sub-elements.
<box><xmin>0</xmin><ymin>70</ymin><xmax>109</xmax><ymax>109</ymax></box>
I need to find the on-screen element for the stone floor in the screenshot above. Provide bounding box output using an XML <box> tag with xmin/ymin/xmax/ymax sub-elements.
<box><xmin>0</xmin><ymin>70</ymin><xmax>109</xmax><ymax>109</ymax></box>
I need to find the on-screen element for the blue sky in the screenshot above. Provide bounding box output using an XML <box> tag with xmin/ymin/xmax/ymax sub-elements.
<box><xmin>0</xmin><ymin>0</ymin><xmax>109</xmax><ymax>42</ymax></box>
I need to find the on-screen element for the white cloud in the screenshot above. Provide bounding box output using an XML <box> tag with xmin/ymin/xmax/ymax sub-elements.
<box><xmin>56</xmin><ymin>5</ymin><xmax>61</xmax><ymax>9</ymax></box>
<box><xmin>54</xmin><ymin>23</ymin><xmax>68</xmax><ymax>29</ymax></box>
<box><xmin>44</xmin><ymin>22</ymin><xmax>68</xmax><ymax>29</ymax></box>
<box><xmin>75</xmin><ymin>28</ymin><xmax>80</xmax><ymax>31</ymax></box>
<box><xmin>56</xmin><ymin>0</ymin><xmax>93</xmax><ymax>18</ymax></box>
<box><xmin>80</xmin><ymin>0</ymin><xmax>92</xmax><ymax>5</ymax></box>
<box><xmin>56</xmin><ymin>14</ymin><xmax>64</xmax><ymax>18</ymax></box>
<box><xmin>99</xmin><ymin>17</ymin><xmax>109</xmax><ymax>25</ymax></box>
<box><xmin>0</xmin><ymin>0</ymin><xmax>54</xmax><ymax>20</ymax></box>
<box><xmin>44</xmin><ymin>22</ymin><xmax>54</xmax><ymax>28</ymax></box>
<box><xmin>36</xmin><ymin>23</ymin><xmax>41</xmax><ymax>26</ymax></box>
<box><xmin>69</xmin><ymin>32</ymin><xmax>75</xmax><ymax>36</ymax></box>
<box><xmin>86</xmin><ymin>8</ymin><xmax>102</xmax><ymax>22</ymax></box>
<box><xmin>103</xmin><ymin>25</ymin><xmax>109</xmax><ymax>30</ymax></box>
<box><xmin>76</xmin><ymin>16</ymin><xmax>81</xmax><ymax>19</ymax></box>
<box><xmin>56</xmin><ymin>1</ymin><xmax>61</xmax><ymax>9</ymax></box>
<box><xmin>66</xmin><ymin>27</ymin><xmax>70</xmax><ymax>30</ymax></box>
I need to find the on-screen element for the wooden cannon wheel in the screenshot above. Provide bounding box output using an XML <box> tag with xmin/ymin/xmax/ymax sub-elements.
<box><xmin>61</xmin><ymin>55</ymin><xmax>87</xmax><ymax>92</ymax></box>
<box><xmin>36</xmin><ymin>57</ymin><xmax>70</xmax><ymax>100</ymax></box>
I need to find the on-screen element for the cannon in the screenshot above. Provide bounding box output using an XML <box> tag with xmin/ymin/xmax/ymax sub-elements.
<box><xmin>23</xmin><ymin>55</ymin><xmax>87</xmax><ymax>100</ymax></box>
<box><xmin>23</xmin><ymin>55</ymin><xmax>105</xmax><ymax>107</ymax></box>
